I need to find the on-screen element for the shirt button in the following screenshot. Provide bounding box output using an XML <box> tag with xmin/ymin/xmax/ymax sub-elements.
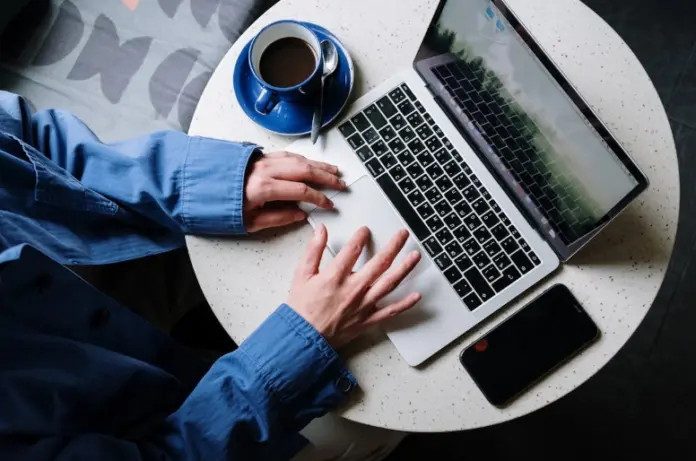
<box><xmin>34</xmin><ymin>274</ymin><xmax>53</xmax><ymax>294</ymax></box>
<box><xmin>335</xmin><ymin>376</ymin><xmax>354</xmax><ymax>394</ymax></box>
<box><xmin>90</xmin><ymin>308</ymin><xmax>111</xmax><ymax>328</ymax></box>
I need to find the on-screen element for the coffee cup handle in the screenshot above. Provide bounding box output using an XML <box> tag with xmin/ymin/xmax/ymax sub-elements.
<box><xmin>255</xmin><ymin>88</ymin><xmax>278</xmax><ymax>115</ymax></box>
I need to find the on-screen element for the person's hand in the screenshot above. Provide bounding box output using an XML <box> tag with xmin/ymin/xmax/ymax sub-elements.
<box><xmin>287</xmin><ymin>225</ymin><xmax>422</xmax><ymax>349</ymax></box>
<box><xmin>244</xmin><ymin>151</ymin><xmax>345</xmax><ymax>232</ymax></box>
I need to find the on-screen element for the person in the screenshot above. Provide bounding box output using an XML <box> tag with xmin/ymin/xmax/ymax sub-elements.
<box><xmin>0</xmin><ymin>91</ymin><xmax>421</xmax><ymax>460</ymax></box>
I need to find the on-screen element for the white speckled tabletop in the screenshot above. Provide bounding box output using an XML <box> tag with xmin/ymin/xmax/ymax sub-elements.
<box><xmin>186</xmin><ymin>0</ymin><xmax>678</xmax><ymax>432</ymax></box>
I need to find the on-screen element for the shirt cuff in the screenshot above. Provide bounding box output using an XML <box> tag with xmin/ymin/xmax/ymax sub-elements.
<box><xmin>181</xmin><ymin>137</ymin><xmax>259</xmax><ymax>235</ymax></box>
<box><xmin>240</xmin><ymin>304</ymin><xmax>357</xmax><ymax>414</ymax></box>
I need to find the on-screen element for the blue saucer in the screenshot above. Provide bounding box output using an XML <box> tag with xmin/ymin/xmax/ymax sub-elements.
<box><xmin>233</xmin><ymin>23</ymin><xmax>354</xmax><ymax>136</ymax></box>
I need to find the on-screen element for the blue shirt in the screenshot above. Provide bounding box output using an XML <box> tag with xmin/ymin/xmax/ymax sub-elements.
<box><xmin>0</xmin><ymin>92</ymin><xmax>356</xmax><ymax>460</ymax></box>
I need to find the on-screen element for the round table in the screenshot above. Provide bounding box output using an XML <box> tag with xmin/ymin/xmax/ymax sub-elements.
<box><xmin>187</xmin><ymin>0</ymin><xmax>678</xmax><ymax>432</ymax></box>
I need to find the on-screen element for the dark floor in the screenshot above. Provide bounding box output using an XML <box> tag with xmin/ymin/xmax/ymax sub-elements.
<box><xmin>389</xmin><ymin>1</ymin><xmax>696</xmax><ymax>460</ymax></box>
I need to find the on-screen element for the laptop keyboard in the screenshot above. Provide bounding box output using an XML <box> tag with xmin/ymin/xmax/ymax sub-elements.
<box><xmin>338</xmin><ymin>83</ymin><xmax>541</xmax><ymax>311</ymax></box>
<box><xmin>431</xmin><ymin>60</ymin><xmax>596</xmax><ymax>244</ymax></box>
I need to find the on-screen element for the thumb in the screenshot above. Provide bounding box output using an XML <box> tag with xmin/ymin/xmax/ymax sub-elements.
<box><xmin>246</xmin><ymin>206</ymin><xmax>306</xmax><ymax>233</ymax></box>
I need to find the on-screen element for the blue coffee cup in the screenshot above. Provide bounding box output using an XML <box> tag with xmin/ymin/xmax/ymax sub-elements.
<box><xmin>249</xmin><ymin>20</ymin><xmax>323</xmax><ymax>115</ymax></box>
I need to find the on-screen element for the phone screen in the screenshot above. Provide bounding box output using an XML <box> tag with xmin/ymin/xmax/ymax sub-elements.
<box><xmin>460</xmin><ymin>284</ymin><xmax>599</xmax><ymax>407</ymax></box>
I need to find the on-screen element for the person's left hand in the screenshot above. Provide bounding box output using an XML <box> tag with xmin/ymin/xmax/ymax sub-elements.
<box><xmin>244</xmin><ymin>151</ymin><xmax>345</xmax><ymax>233</ymax></box>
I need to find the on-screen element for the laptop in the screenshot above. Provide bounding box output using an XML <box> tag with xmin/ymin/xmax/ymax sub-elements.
<box><xmin>290</xmin><ymin>0</ymin><xmax>649</xmax><ymax>366</ymax></box>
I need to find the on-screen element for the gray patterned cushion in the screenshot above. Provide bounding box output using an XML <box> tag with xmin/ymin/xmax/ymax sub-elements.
<box><xmin>0</xmin><ymin>0</ymin><xmax>273</xmax><ymax>141</ymax></box>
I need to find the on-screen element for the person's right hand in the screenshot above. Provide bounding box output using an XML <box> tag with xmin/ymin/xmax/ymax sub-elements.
<box><xmin>287</xmin><ymin>225</ymin><xmax>422</xmax><ymax>349</ymax></box>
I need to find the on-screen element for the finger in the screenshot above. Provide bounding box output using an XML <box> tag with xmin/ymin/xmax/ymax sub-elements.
<box><xmin>327</xmin><ymin>226</ymin><xmax>371</xmax><ymax>279</ymax></box>
<box><xmin>246</xmin><ymin>206</ymin><xmax>306</xmax><ymax>233</ymax></box>
<box><xmin>362</xmin><ymin>293</ymin><xmax>422</xmax><ymax>327</ymax></box>
<box><xmin>354</xmin><ymin>229</ymin><xmax>410</xmax><ymax>285</ymax></box>
<box><xmin>264</xmin><ymin>151</ymin><xmax>339</xmax><ymax>174</ymax></box>
<box><xmin>265</xmin><ymin>158</ymin><xmax>345</xmax><ymax>190</ymax></box>
<box><xmin>296</xmin><ymin>223</ymin><xmax>328</xmax><ymax>279</ymax></box>
<box><xmin>262</xmin><ymin>180</ymin><xmax>334</xmax><ymax>209</ymax></box>
<box><xmin>361</xmin><ymin>250</ymin><xmax>421</xmax><ymax>307</ymax></box>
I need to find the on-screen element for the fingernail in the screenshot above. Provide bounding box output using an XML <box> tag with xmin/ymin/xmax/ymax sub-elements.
<box><xmin>296</xmin><ymin>212</ymin><xmax>306</xmax><ymax>221</ymax></box>
<box><xmin>411</xmin><ymin>293</ymin><xmax>422</xmax><ymax>302</ymax></box>
<box><xmin>410</xmin><ymin>251</ymin><xmax>421</xmax><ymax>260</ymax></box>
<box><xmin>340</xmin><ymin>179</ymin><xmax>347</xmax><ymax>188</ymax></box>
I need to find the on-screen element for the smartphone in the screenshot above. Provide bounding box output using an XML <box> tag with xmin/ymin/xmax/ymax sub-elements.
<box><xmin>459</xmin><ymin>284</ymin><xmax>600</xmax><ymax>407</ymax></box>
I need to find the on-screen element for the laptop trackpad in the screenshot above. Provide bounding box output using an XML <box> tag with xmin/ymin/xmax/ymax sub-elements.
<box><xmin>308</xmin><ymin>176</ymin><xmax>432</xmax><ymax>277</ymax></box>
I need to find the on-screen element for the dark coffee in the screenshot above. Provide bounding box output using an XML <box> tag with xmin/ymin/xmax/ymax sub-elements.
<box><xmin>260</xmin><ymin>37</ymin><xmax>316</xmax><ymax>88</ymax></box>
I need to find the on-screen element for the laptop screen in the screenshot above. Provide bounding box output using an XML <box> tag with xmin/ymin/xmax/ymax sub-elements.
<box><xmin>414</xmin><ymin>0</ymin><xmax>647</xmax><ymax>259</ymax></box>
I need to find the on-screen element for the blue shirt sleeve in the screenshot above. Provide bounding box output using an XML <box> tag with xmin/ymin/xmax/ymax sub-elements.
<box><xmin>0</xmin><ymin>91</ymin><xmax>257</xmax><ymax>235</ymax></box>
<box><xmin>1</xmin><ymin>305</ymin><xmax>357</xmax><ymax>461</ymax></box>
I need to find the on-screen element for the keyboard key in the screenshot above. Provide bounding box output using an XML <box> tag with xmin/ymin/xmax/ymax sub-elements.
<box><xmin>434</xmin><ymin>200</ymin><xmax>451</xmax><ymax>217</ymax></box>
<box><xmin>425</xmin><ymin>187</ymin><xmax>443</xmax><ymax>203</ymax></box>
<box><xmin>408</xmin><ymin>190</ymin><xmax>425</xmax><ymax>207</ymax></box>
<box><xmin>481</xmin><ymin>189</ymin><xmax>492</xmax><ymax>201</ymax></box>
<box><xmin>464</xmin><ymin>267</ymin><xmax>494</xmax><ymax>302</ymax></box>
<box><xmin>400</xmin><ymin>83</ymin><xmax>416</xmax><ymax>101</ymax></box>
<box><xmin>376</xmin><ymin>173</ymin><xmax>429</xmax><ymax>240</ymax></box>
<box><xmin>339</xmin><ymin>121</ymin><xmax>356</xmax><ymax>137</ymax></box>
<box><xmin>520</xmin><ymin>241</ymin><xmax>531</xmax><ymax>253</ymax></box>
<box><xmin>444</xmin><ymin>213</ymin><xmax>462</xmax><ymax>230</ymax></box>
<box><xmin>528</xmin><ymin>251</ymin><xmax>541</xmax><ymax>266</ymax></box>
<box><xmin>463</xmin><ymin>292</ymin><xmax>482</xmax><ymax>311</ymax></box>
<box><xmin>481</xmin><ymin>211</ymin><xmax>500</xmax><ymax>228</ymax></box>
<box><xmin>491</xmin><ymin>223</ymin><xmax>509</xmax><ymax>241</ymax></box>
<box><xmin>444</xmin><ymin>239</ymin><xmax>462</xmax><ymax>258</ymax></box>
<box><xmin>426</xmin><ymin>214</ymin><xmax>444</xmax><ymax>232</ymax></box>
<box><xmin>483</xmin><ymin>240</ymin><xmax>502</xmax><ymax>257</ymax></box>
<box><xmin>454</xmin><ymin>201</ymin><xmax>473</xmax><ymax>218</ymax></box>
<box><xmin>493</xmin><ymin>253</ymin><xmax>511</xmax><ymax>270</ymax></box>
<box><xmin>425</xmin><ymin>137</ymin><xmax>443</xmax><ymax>152</ymax></box>
<box><xmin>381</xmin><ymin>152</ymin><xmax>397</xmax><ymax>169</ymax></box>
<box><xmin>347</xmin><ymin>133</ymin><xmax>365</xmax><ymax>150</ymax></box>
<box><xmin>416</xmin><ymin>202</ymin><xmax>435</xmax><ymax>220</ymax></box>
<box><xmin>423</xmin><ymin>237</ymin><xmax>443</xmax><ymax>257</ymax></box>
<box><xmin>416</xmin><ymin>175</ymin><xmax>434</xmax><ymax>191</ymax></box>
<box><xmin>391</xmin><ymin>114</ymin><xmax>407</xmax><ymax>131</ymax></box>
<box><xmin>356</xmin><ymin>145</ymin><xmax>374</xmax><ymax>162</ymax></box>
<box><xmin>400</xmin><ymin>126</ymin><xmax>416</xmax><ymax>143</ymax></box>
<box><xmin>473</xmin><ymin>252</ymin><xmax>491</xmax><ymax>270</ymax></box>
<box><xmin>444</xmin><ymin>266</ymin><xmax>462</xmax><ymax>283</ymax></box>
<box><xmin>406</xmin><ymin>112</ymin><xmax>424</xmax><ymax>128</ymax></box>
<box><xmin>364</xmin><ymin>104</ymin><xmax>387</xmax><ymax>130</ymax></box>
<box><xmin>365</xmin><ymin>158</ymin><xmax>384</xmax><ymax>177</ymax></box>
<box><xmin>454</xmin><ymin>279</ymin><xmax>473</xmax><ymax>297</ymax></box>
<box><xmin>426</xmin><ymin>164</ymin><xmax>445</xmax><ymax>180</ymax></box>
<box><xmin>464</xmin><ymin>214</ymin><xmax>482</xmax><ymax>231</ymax></box>
<box><xmin>388</xmin><ymin>137</ymin><xmax>406</xmax><ymax>154</ymax></box>
<box><xmin>437</xmin><ymin>228</ymin><xmax>455</xmax><ymax>246</ymax></box>
<box><xmin>400</xmin><ymin>177</ymin><xmax>416</xmax><ymax>194</ymax></box>
<box><xmin>435</xmin><ymin>253</ymin><xmax>452</xmax><ymax>270</ymax></box>
<box><xmin>471</xmin><ymin>176</ymin><xmax>482</xmax><ymax>188</ymax></box>
<box><xmin>492</xmin><ymin>265</ymin><xmax>521</xmax><ymax>292</ymax></box>
<box><xmin>416</xmin><ymin>124</ymin><xmax>434</xmax><ymax>140</ymax></box>
<box><xmin>351</xmin><ymin>113</ymin><xmax>371</xmax><ymax>132</ymax></box>
<box><xmin>445</xmin><ymin>188</ymin><xmax>463</xmax><ymax>204</ymax></box>
<box><xmin>463</xmin><ymin>238</ymin><xmax>480</xmax><ymax>256</ymax></box>
<box><xmin>397</xmin><ymin>150</ymin><xmax>416</xmax><ymax>167</ymax></box>
<box><xmin>482</xmin><ymin>265</ymin><xmax>500</xmax><ymax>283</ymax></box>
<box><xmin>398</xmin><ymin>99</ymin><xmax>415</xmax><ymax>116</ymax></box>
<box><xmin>463</xmin><ymin>186</ymin><xmax>480</xmax><ymax>202</ymax></box>
<box><xmin>434</xmin><ymin>148</ymin><xmax>452</xmax><ymax>165</ymax></box>
<box><xmin>453</xmin><ymin>225</ymin><xmax>471</xmax><ymax>244</ymax></box>
<box><xmin>443</xmin><ymin>138</ymin><xmax>453</xmax><ymax>150</ymax></box>
<box><xmin>389</xmin><ymin>88</ymin><xmax>406</xmax><ymax>104</ymax></box>
<box><xmin>473</xmin><ymin>227</ymin><xmax>492</xmax><ymax>244</ymax></box>
<box><xmin>510</xmin><ymin>250</ymin><xmax>532</xmax><ymax>274</ymax></box>
<box><xmin>415</xmin><ymin>101</ymin><xmax>426</xmax><ymax>113</ymax></box>
<box><xmin>406</xmin><ymin>163</ymin><xmax>424</xmax><ymax>179</ymax></box>
<box><xmin>454</xmin><ymin>253</ymin><xmax>474</xmax><ymax>271</ymax></box>
<box><xmin>424</xmin><ymin>114</ymin><xmax>435</xmax><ymax>125</ymax></box>
<box><xmin>373</xmin><ymin>140</ymin><xmax>388</xmax><ymax>156</ymax></box>
<box><xmin>501</xmin><ymin>236</ymin><xmax>519</xmax><ymax>254</ymax></box>
<box><xmin>389</xmin><ymin>164</ymin><xmax>406</xmax><ymax>182</ymax></box>
<box><xmin>472</xmin><ymin>199</ymin><xmax>490</xmax><ymax>215</ymax></box>
<box><xmin>443</xmin><ymin>161</ymin><xmax>462</xmax><ymax>177</ymax></box>
<box><xmin>435</xmin><ymin>176</ymin><xmax>454</xmax><ymax>192</ymax></box>
<box><xmin>379</xmin><ymin>126</ymin><xmax>397</xmax><ymax>142</ymax></box>
<box><xmin>377</xmin><ymin>96</ymin><xmax>397</xmax><ymax>118</ymax></box>
<box><xmin>408</xmin><ymin>139</ymin><xmax>426</xmax><ymax>155</ymax></box>
<box><xmin>450</xmin><ymin>149</ymin><xmax>462</xmax><ymax>163</ymax></box>
<box><xmin>453</xmin><ymin>173</ymin><xmax>471</xmax><ymax>189</ymax></box>
<box><xmin>416</xmin><ymin>151</ymin><xmax>436</xmax><ymax>167</ymax></box>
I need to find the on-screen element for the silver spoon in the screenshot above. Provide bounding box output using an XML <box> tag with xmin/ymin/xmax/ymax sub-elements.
<box><xmin>311</xmin><ymin>40</ymin><xmax>339</xmax><ymax>144</ymax></box>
